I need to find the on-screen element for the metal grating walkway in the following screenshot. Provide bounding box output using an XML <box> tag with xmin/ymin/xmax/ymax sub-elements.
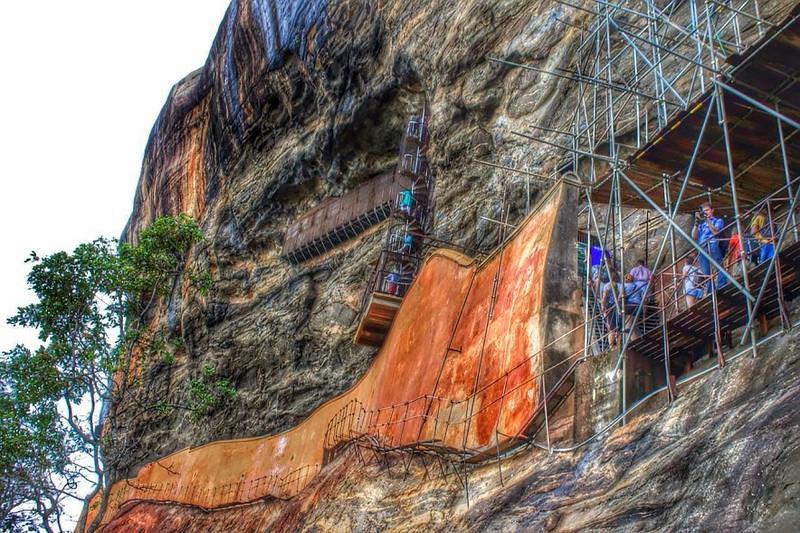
<box><xmin>630</xmin><ymin>240</ymin><xmax>800</xmax><ymax>361</ymax></box>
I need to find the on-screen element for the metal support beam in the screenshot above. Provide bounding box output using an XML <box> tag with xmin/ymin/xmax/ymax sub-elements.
<box><xmin>615</xmin><ymin>168</ymin><xmax>754</xmax><ymax>300</ymax></box>
<box><xmin>713</xmin><ymin>79</ymin><xmax>800</xmax><ymax>131</ymax></box>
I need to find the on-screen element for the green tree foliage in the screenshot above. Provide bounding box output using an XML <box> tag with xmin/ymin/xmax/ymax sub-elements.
<box><xmin>0</xmin><ymin>214</ymin><xmax>228</xmax><ymax>533</ymax></box>
<box><xmin>186</xmin><ymin>365</ymin><xmax>236</xmax><ymax>423</ymax></box>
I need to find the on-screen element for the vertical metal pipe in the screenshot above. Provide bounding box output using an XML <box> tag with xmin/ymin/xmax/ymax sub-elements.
<box><xmin>690</xmin><ymin>0</ymin><xmax>706</xmax><ymax>94</ymax></box>
<box><xmin>660</xmin><ymin>270</ymin><xmax>675</xmax><ymax>403</ymax></box>
<box><xmin>605</xmin><ymin>8</ymin><xmax>627</xmax><ymax>392</ymax></box>
<box><xmin>704</xmin><ymin>0</ymin><xmax>722</xmax><ymax>73</ymax></box>
<box><xmin>541</xmin><ymin>373</ymin><xmax>552</xmax><ymax>453</ymax></box>
<box><xmin>647</xmin><ymin>0</ymin><xmax>668</xmax><ymax>124</ymax></box>
<box><xmin>645</xmin><ymin>210</ymin><xmax>650</xmax><ymax>265</ymax></box>
<box><xmin>717</xmin><ymin>87</ymin><xmax>759</xmax><ymax>358</ymax></box>
<box><xmin>754</xmin><ymin>0</ymin><xmax>764</xmax><ymax>37</ymax></box>
<box><xmin>663</xmin><ymin>175</ymin><xmax>680</xmax><ymax>314</ymax></box>
<box><xmin>583</xmin><ymin>226</ymin><xmax>593</xmax><ymax>360</ymax></box>
<box><xmin>729</xmin><ymin>1</ymin><xmax>742</xmax><ymax>50</ymax></box>
<box><xmin>632</xmin><ymin>34</ymin><xmax>642</xmax><ymax>148</ymax></box>
<box><xmin>526</xmin><ymin>174</ymin><xmax>531</xmax><ymax>215</ymax></box>
<box><xmin>776</xmin><ymin>106</ymin><xmax>799</xmax><ymax>243</ymax></box>
<box><xmin>613</xmin><ymin>172</ymin><xmax>628</xmax><ymax>425</ymax></box>
<box><xmin>606</xmin><ymin>9</ymin><xmax>627</xmax><ymax>416</ymax></box>
<box><xmin>766</xmin><ymin>200</ymin><xmax>790</xmax><ymax>331</ymax></box>
<box><xmin>708</xmin><ymin>271</ymin><xmax>726</xmax><ymax>367</ymax></box>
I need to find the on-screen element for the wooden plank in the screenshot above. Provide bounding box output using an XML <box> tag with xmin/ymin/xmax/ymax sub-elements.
<box><xmin>353</xmin><ymin>293</ymin><xmax>403</xmax><ymax>347</ymax></box>
<box><xmin>591</xmin><ymin>12</ymin><xmax>800</xmax><ymax>211</ymax></box>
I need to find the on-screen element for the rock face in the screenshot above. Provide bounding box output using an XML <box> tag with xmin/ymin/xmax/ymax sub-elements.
<box><xmin>116</xmin><ymin>0</ymin><xmax>593</xmax><ymax>477</ymax></box>
<box><xmin>110</xmin><ymin>0</ymin><xmax>800</xmax><ymax>529</ymax></box>
<box><xmin>85</xmin><ymin>182</ymin><xmax>581</xmax><ymax>529</ymax></box>
<box><xmin>103</xmin><ymin>326</ymin><xmax>800</xmax><ymax>531</ymax></box>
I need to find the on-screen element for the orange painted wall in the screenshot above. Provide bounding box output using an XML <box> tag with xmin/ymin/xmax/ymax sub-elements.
<box><xmin>85</xmin><ymin>182</ymin><xmax>577</xmax><ymax>528</ymax></box>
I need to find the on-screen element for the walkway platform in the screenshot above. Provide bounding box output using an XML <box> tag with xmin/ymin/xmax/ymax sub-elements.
<box><xmin>282</xmin><ymin>172</ymin><xmax>410</xmax><ymax>264</ymax></box>
<box><xmin>353</xmin><ymin>292</ymin><xmax>403</xmax><ymax>347</ymax></box>
<box><xmin>630</xmin><ymin>240</ymin><xmax>800</xmax><ymax>361</ymax></box>
<box><xmin>284</xmin><ymin>204</ymin><xmax>392</xmax><ymax>264</ymax></box>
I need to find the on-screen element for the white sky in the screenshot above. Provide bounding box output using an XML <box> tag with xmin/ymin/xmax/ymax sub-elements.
<box><xmin>0</xmin><ymin>1</ymin><xmax>231</xmax><ymax>353</ymax></box>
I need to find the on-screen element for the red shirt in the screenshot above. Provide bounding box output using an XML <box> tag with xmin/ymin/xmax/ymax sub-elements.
<box><xmin>728</xmin><ymin>233</ymin><xmax>741</xmax><ymax>263</ymax></box>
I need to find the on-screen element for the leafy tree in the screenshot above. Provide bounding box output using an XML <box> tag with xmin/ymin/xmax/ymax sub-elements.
<box><xmin>0</xmin><ymin>214</ymin><xmax>225</xmax><ymax>533</ymax></box>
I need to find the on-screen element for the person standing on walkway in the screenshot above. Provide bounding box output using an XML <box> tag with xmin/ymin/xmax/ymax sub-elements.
<box><xmin>601</xmin><ymin>273</ymin><xmax>623</xmax><ymax>346</ymax></box>
<box><xmin>725</xmin><ymin>227</ymin><xmax>744</xmax><ymax>278</ymax></box>
<box><xmin>691</xmin><ymin>202</ymin><xmax>725</xmax><ymax>293</ymax></box>
<box><xmin>398</xmin><ymin>189</ymin><xmax>413</xmax><ymax>216</ymax></box>
<box><xmin>682</xmin><ymin>254</ymin><xmax>703</xmax><ymax>308</ymax></box>
<box><xmin>629</xmin><ymin>259</ymin><xmax>652</xmax><ymax>285</ymax></box>
<box><xmin>750</xmin><ymin>206</ymin><xmax>776</xmax><ymax>264</ymax></box>
<box><xmin>384</xmin><ymin>268</ymin><xmax>400</xmax><ymax>295</ymax></box>
<box><xmin>623</xmin><ymin>273</ymin><xmax>642</xmax><ymax>340</ymax></box>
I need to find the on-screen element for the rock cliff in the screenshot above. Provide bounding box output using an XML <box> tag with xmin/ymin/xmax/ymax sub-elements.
<box><xmin>108</xmin><ymin>0</ymin><xmax>799</xmax><ymax>530</ymax></box>
<box><xmin>116</xmin><ymin>0</ymin><xmax>591</xmax><ymax>477</ymax></box>
<box><xmin>103</xmin><ymin>325</ymin><xmax>800</xmax><ymax>531</ymax></box>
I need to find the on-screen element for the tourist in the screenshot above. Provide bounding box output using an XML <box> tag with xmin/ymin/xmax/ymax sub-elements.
<box><xmin>398</xmin><ymin>189</ymin><xmax>413</xmax><ymax>216</ymax></box>
<box><xmin>629</xmin><ymin>259</ymin><xmax>652</xmax><ymax>284</ymax></box>
<box><xmin>590</xmin><ymin>259</ymin><xmax>605</xmax><ymax>287</ymax></box>
<box><xmin>384</xmin><ymin>268</ymin><xmax>399</xmax><ymax>295</ymax></box>
<box><xmin>601</xmin><ymin>273</ymin><xmax>622</xmax><ymax>346</ymax></box>
<box><xmin>682</xmin><ymin>254</ymin><xmax>703</xmax><ymax>308</ymax></box>
<box><xmin>623</xmin><ymin>273</ymin><xmax>642</xmax><ymax>340</ymax></box>
<box><xmin>399</xmin><ymin>232</ymin><xmax>414</xmax><ymax>254</ymax></box>
<box><xmin>629</xmin><ymin>258</ymin><xmax>652</xmax><ymax>307</ymax></box>
<box><xmin>750</xmin><ymin>206</ymin><xmax>776</xmax><ymax>264</ymax></box>
<box><xmin>725</xmin><ymin>227</ymin><xmax>746</xmax><ymax>277</ymax></box>
<box><xmin>691</xmin><ymin>202</ymin><xmax>725</xmax><ymax>293</ymax></box>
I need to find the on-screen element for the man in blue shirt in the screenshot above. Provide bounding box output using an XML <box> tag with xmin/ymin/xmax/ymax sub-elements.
<box><xmin>691</xmin><ymin>202</ymin><xmax>726</xmax><ymax>293</ymax></box>
<box><xmin>398</xmin><ymin>190</ymin><xmax>413</xmax><ymax>215</ymax></box>
<box><xmin>399</xmin><ymin>232</ymin><xmax>414</xmax><ymax>255</ymax></box>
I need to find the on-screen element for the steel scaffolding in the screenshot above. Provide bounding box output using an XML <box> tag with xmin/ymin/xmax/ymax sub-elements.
<box><xmin>521</xmin><ymin>0</ymin><xmax>800</xmax><ymax>413</ymax></box>
<box><xmin>339</xmin><ymin>0</ymin><xmax>800</xmax><ymax>500</ymax></box>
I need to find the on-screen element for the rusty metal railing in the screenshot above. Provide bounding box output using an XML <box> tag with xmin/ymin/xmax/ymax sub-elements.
<box><xmin>102</xmin><ymin>462</ymin><xmax>321</xmax><ymax>517</ymax></box>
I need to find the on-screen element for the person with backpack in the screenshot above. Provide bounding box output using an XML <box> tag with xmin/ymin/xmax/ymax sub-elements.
<box><xmin>691</xmin><ymin>202</ymin><xmax>726</xmax><ymax>293</ymax></box>
<box><xmin>384</xmin><ymin>267</ymin><xmax>400</xmax><ymax>295</ymax></box>
<box><xmin>398</xmin><ymin>189</ymin><xmax>413</xmax><ymax>216</ymax></box>
<box><xmin>725</xmin><ymin>226</ymin><xmax>748</xmax><ymax>278</ymax></box>
<box><xmin>750</xmin><ymin>206</ymin><xmax>776</xmax><ymax>264</ymax></box>
<box><xmin>623</xmin><ymin>273</ymin><xmax>643</xmax><ymax>340</ymax></box>
<box><xmin>682</xmin><ymin>253</ymin><xmax>703</xmax><ymax>308</ymax></box>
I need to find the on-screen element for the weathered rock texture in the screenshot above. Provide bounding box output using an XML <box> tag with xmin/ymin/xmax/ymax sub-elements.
<box><xmin>86</xmin><ymin>183</ymin><xmax>581</xmax><ymax>528</ymax></box>
<box><xmin>109</xmin><ymin>0</ymin><xmax>799</xmax><ymax>529</ymax></box>
<box><xmin>104</xmin><ymin>325</ymin><xmax>800</xmax><ymax>531</ymax></box>
<box><xmin>116</xmin><ymin>0</ymin><xmax>599</xmax><ymax>478</ymax></box>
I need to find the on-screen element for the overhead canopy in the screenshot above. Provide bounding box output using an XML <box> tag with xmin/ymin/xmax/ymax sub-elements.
<box><xmin>591</xmin><ymin>7</ymin><xmax>800</xmax><ymax>214</ymax></box>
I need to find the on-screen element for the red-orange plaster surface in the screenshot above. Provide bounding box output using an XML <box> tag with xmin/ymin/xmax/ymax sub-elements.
<box><xmin>86</xmin><ymin>184</ymin><xmax>570</xmax><ymax>529</ymax></box>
